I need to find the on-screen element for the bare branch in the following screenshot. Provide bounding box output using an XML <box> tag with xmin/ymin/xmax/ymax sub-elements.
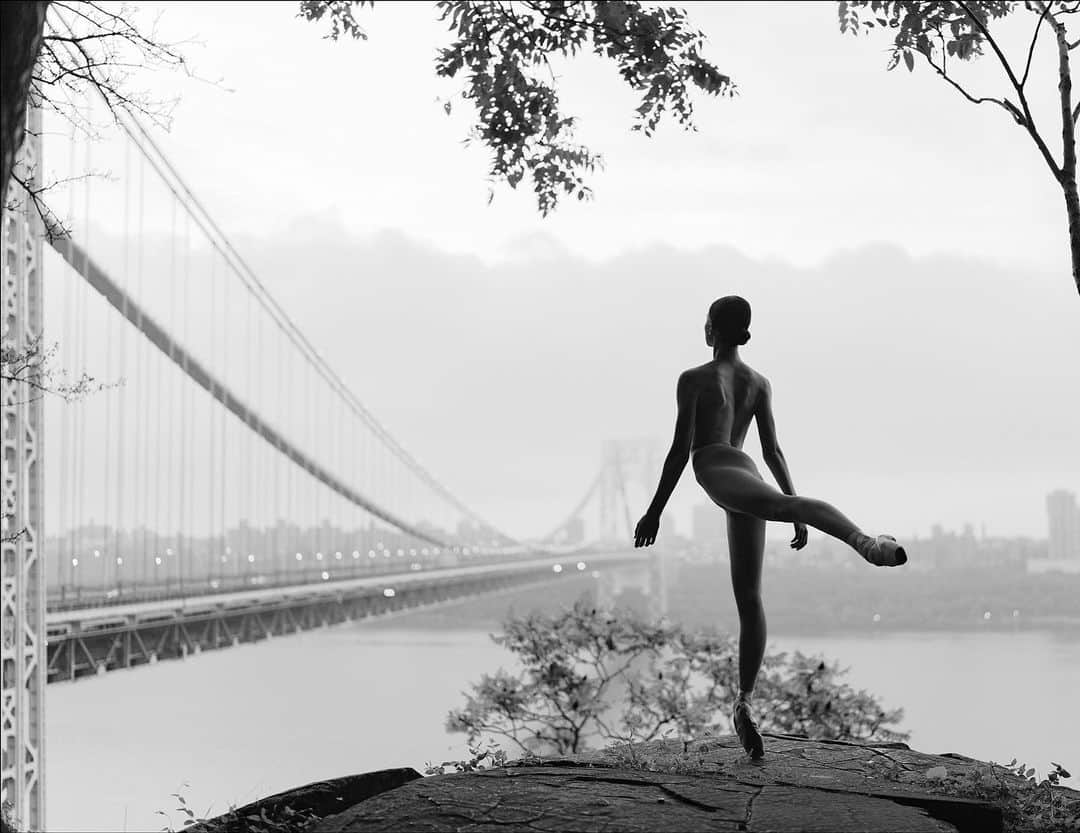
<box><xmin>1</xmin><ymin>517</ymin><xmax>29</xmax><ymax>546</ymax></box>
<box><xmin>918</xmin><ymin>48</ymin><xmax>1024</xmax><ymax>122</ymax></box>
<box><xmin>0</xmin><ymin>336</ymin><xmax>115</xmax><ymax>402</ymax></box>
<box><xmin>958</xmin><ymin>0</ymin><xmax>1062</xmax><ymax>178</ymax></box>
<box><xmin>1022</xmin><ymin>0</ymin><xmax>1053</xmax><ymax>88</ymax></box>
<box><xmin>7</xmin><ymin>171</ymin><xmax>70</xmax><ymax>241</ymax></box>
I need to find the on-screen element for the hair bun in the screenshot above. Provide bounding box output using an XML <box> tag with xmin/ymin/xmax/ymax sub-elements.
<box><xmin>738</xmin><ymin>330</ymin><xmax>751</xmax><ymax>346</ymax></box>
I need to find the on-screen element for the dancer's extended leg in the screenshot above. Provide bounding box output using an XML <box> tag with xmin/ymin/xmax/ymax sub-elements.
<box><xmin>697</xmin><ymin>462</ymin><xmax>906</xmax><ymax>566</ymax></box>
<box><xmin>727</xmin><ymin>510</ymin><xmax>766</xmax><ymax>760</ymax></box>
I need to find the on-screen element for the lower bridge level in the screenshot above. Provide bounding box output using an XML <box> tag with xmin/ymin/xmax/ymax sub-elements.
<box><xmin>45</xmin><ymin>551</ymin><xmax>644</xmax><ymax>684</ymax></box>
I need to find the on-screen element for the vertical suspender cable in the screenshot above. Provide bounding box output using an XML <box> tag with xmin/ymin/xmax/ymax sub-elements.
<box><xmin>102</xmin><ymin>237</ymin><xmax>113</xmax><ymax>580</ymax></box>
<box><xmin>243</xmin><ymin>281</ymin><xmax>252</xmax><ymax>576</ymax></box>
<box><xmin>208</xmin><ymin>242</ymin><xmax>218</xmax><ymax>585</ymax></box>
<box><xmin>116</xmin><ymin>134</ymin><xmax>131</xmax><ymax>590</ymax></box>
<box><xmin>76</xmin><ymin>124</ymin><xmax>91</xmax><ymax>592</ymax></box>
<box><xmin>57</xmin><ymin>120</ymin><xmax>76</xmax><ymax>598</ymax></box>
<box><xmin>220</xmin><ymin>244</ymin><xmax>229</xmax><ymax>585</ymax></box>
<box><xmin>274</xmin><ymin>320</ymin><xmax>283</xmax><ymax>581</ymax></box>
<box><xmin>178</xmin><ymin>211</ymin><xmax>190</xmax><ymax>592</ymax></box>
<box><xmin>166</xmin><ymin>197</ymin><xmax>178</xmax><ymax>593</ymax></box>
<box><xmin>133</xmin><ymin>150</ymin><xmax>148</xmax><ymax>589</ymax></box>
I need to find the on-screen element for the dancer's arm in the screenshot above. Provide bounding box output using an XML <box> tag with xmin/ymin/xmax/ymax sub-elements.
<box><xmin>755</xmin><ymin>379</ymin><xmax>808</xmax><ymax>549</ymax></box>
<box><xmin>635</xmin><ymin>372</ymin><xmax>696</xmax><ymax>547</ymax></box>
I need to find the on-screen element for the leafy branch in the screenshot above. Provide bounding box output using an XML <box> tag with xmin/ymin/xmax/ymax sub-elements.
<box><xmin>301</xmin><ymin>0</ymin><xmax>733</xmax><ymax>215</ymax></box>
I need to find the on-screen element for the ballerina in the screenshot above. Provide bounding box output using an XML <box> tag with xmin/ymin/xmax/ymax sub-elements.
<box><xmin>634</xmin><ymin>295</ymin><xmax>907</xmax><ymax>759</ymax></box>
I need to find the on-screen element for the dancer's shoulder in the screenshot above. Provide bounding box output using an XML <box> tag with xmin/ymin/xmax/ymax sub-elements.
<box><xmin>742</xmin><ymin>364</ymin><xmax>772</xmax><ymax>401</ymax></box>
<box><xmin>679</xmin><ymin>362</ymin><xmax>714</xmax><ymax>386</ymax></box>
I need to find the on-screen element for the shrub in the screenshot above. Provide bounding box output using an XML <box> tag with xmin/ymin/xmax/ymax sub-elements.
<box><xmin>447</xmin><ymin>599</ymin><xmax>907</xmax><ymax>756</ymax></box>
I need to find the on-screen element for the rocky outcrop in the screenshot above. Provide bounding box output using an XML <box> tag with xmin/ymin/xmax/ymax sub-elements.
<box><xmin>187</xmin><ymin>767</ymin><xmax>421</xmax><ymax>832</ymax></box>
<box><xmin>193</xmin><ymin>735</ymin><xmax>1080</xmax><ymax>833</ymax></box>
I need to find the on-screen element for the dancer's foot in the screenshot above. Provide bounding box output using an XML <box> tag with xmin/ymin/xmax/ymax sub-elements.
<box><xmin>732</xmin><ymin>700</ymin><xmax>764</xmax><ymax>760</ymax></box>
<box><xmin>849</xmin><ymin>533</ymin><xmax>907</xmax><ymax>567</ymax></box>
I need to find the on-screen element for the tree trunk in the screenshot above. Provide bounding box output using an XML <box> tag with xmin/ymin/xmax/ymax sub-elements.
<box><xmin>1049</xmin><ymin>6</ymin><xmax>1080</xmax><ymax>298</ymax></box>
<box><xmin>0</xmin><ymin>1</ymin><xmax>50</xmax><ymax>214</ymax></box>
<box><xmin>1062</xmin><ymin>175</ymin><xmax>1080</xmax><ymax>299</ymax></box>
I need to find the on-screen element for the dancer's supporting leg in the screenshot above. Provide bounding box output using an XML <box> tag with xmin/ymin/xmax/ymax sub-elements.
<box><xmin>702</xmin><ymin>465</ymin><xmax>906</xmax><ymax>566</ymax></box>
<box><xmin>728</xmin><ymin>510</ymin><xmax>766</xmax><ymax>759</ymax></box>
<box><xmin>729</xmin><ymin>510</ymin><xmax>766</xmax><ymax>698</ymax></box>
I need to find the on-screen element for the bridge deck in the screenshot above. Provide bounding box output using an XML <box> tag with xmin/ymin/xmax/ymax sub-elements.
<box><xmin>45</xmin><ymin>550</ymin><xmax>647</xmax><ymax>684</ymax></box>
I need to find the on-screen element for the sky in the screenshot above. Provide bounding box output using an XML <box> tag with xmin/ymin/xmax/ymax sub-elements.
<box><xmin>40</xmin><ymin>0</ymin><xmax>1080</xmax><ymax>541</ymax></box>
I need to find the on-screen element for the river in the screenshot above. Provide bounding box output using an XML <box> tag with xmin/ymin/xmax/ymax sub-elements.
<box><xmin>46</xmin><ymin>603</ymin><xmax>1080</xmax><ymax>831</ymax></box>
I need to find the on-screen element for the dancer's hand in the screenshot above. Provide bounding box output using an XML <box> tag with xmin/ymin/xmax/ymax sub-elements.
<box><xmin>790</xmin><ymin>522</ymin><xmax>808</xmax><ymax>550</ymax></box>
<box><xmin>634</xmin><ymin>513</ymin><xmax>659</xmax><ymax>548</ymax></box>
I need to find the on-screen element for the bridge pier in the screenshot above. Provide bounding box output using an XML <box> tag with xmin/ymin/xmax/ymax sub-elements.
<box><xmin>595</xmin><ymin>551</ymin><xmax>669</xmax><ymax>620</ymax></box>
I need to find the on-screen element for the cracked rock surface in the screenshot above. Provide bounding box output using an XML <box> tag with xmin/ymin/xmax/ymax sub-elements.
<box><xmin>312</xmin><ymin>734</ymin><xmax>1024</xmax><ymax>832</ymax></box>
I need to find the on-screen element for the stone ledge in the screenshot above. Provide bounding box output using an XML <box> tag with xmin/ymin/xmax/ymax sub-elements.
<box><xmin>193</xmin><ymin>735</ymin><xmax>1080</xmax><ymax>833</ymax></box>
<box><xmin>187</xmin><ymin>767</ymin><xmax>421</xmax><ymax>832</ymax></box>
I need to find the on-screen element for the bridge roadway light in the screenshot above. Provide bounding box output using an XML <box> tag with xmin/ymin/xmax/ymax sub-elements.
<box><xmin>353</xmin><ymin>550</ymin><xmax>360</xmax><ymax>559</ymax></box>
<box><xmin>166</xmin><ymin>547</ymin><xmax>174</xmax><ymax>556</ymax></box>
<box><xmin>552</xmin><ymin>564</ymin><xmax>563</xmax><ymax>573</ymax></box>
<box><xmin>247</xmin><ymin>554</ymin><xmax>255</xmax><ymax>563</ymax></box>
<box><xmin>116</xmin><ymin>557</ymin><xmax>123</xmax><ymax>565</ymax></box>
<box><xmin>335</xmin><ymin>551</ymin><xmax>342</xmax><ymax>560</ymax></box>
<box><xmin>397</xmin><ymin>548</ymin><xmax>405</xmax><ymax>557</ymax></box>
<box><xmin>155</xmin><ymin>557</ymin><xmax>162</xmax><ymax>566</ymax></box>
<box><xmin>71</xmin><ymin>558</ymin><xmax>78</xmax><ymax>567</ymax></box>
<box><xmin>577</xmin><ymin>562</ymin><xmax>586</xmax><ymax>571</ymax></box>
<box><xmin>368</xmin><ymin>550</ymin><xmax>376</xmax><ymax>559</ymax></box>
<box><xmin>316</xmin><ymin>552</ymin><xmax>324</xmax><ymax>561</ymax></box>
<box><xmin>383</xmin><ymin>588</ymin><xmax>396</xmax><ymax>598</ymax></box>
<box><xmin>295</xmin><ymin>552</ymin><xmax>303</xmax><ymax>561</ymax></box>
<box><xmin>321</xmin><ymin>571</ymin><xmax>330</xmax><ymax>580</ymax></box>
<box><xmin>93</xmin><ymin>549</ymin><xmax>100</xmax><ymax>558</ymax></box>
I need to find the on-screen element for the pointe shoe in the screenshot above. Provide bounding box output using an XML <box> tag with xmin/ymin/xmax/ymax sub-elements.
<box><xmin>864</xmin><ymin>535</ymin><xmax>907</xmax><ymax>567</ymax></box>
<box><xmin>732</xmin><ymin>700</ymin><xmax>764</xmax><ymax>760</ymax></box>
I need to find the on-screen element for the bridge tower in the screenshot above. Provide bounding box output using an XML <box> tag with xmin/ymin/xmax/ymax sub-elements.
<box><xmin>596</xmin><ymin>438</ymin><xmax>659</xmax><ymax>543</ymax></box>
<box><xmin>1</xmin><ymin>105</ymin><xmax>46</xmax><ymax>830</ymax></box>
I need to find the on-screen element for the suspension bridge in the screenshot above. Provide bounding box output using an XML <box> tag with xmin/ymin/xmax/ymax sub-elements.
<box><xmin>0</xmin><ymin>92</ymin><xmax>669</xmax><ymax>829</ymax></box>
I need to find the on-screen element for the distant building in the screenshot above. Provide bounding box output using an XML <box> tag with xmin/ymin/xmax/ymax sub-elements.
<box><xmin>1047</xmin><ymin>489</ymin><xmax>1080</xmax><ymax>560</ymax></box>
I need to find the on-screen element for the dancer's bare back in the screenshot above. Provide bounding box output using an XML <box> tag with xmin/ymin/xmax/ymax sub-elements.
<box><xmin>684</xmin><ymin>358</ymin><xmax>771</xmax><ymax>452</ymax></box>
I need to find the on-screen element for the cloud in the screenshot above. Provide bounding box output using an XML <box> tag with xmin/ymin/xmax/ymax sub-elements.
<box><xmin>240</xmin><ymin>224</ymin><xmax>1078</xmax><ymax>538</ymax></box>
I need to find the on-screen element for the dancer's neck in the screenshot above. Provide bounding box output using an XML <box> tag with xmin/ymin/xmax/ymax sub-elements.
<box><xmin>712</xmin><ymin>344</ymin><xmax>740</xmax><ymax>362</ymax></box>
